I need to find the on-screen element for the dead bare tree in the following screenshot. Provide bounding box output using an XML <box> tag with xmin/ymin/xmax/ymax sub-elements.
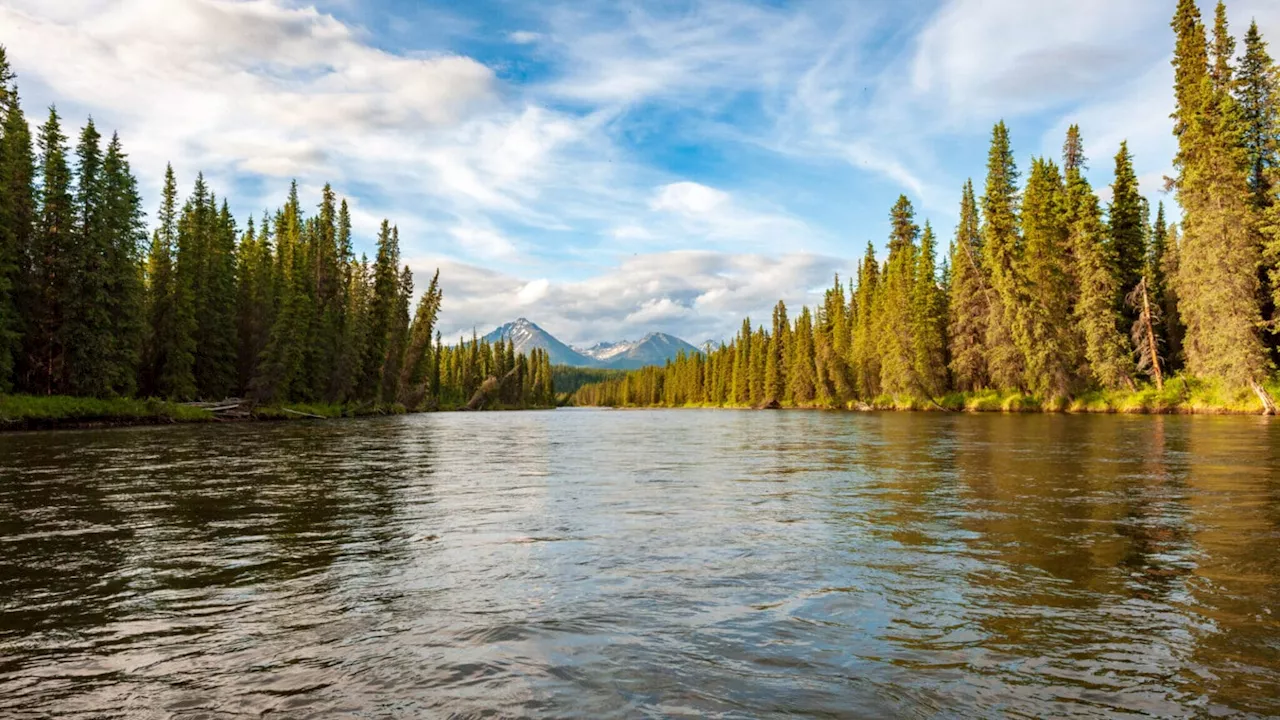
<box><xmin>1126</xmin><ymin>276</ymin><xmax>1164</xmax><ymax>391</ymax></box>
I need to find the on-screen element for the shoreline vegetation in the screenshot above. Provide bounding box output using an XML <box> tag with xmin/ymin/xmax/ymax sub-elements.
<box><xmin>574</xmin><ymin>375</ymin><xmax>1280</xmax><ymax>416</ymax></box>
<box><xmin>0</xmin><ymin>392</ymin><xmax>558</xmax><ymax>432</ymax></box>
<box><xmin>573</xmin><ymin>2</ymin><xmax>1280</xmax><ymax>420</ymax></box>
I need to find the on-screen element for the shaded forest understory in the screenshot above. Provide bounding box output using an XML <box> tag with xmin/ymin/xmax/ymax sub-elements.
<box><xmin>573</xmin><ymin>2</ymin><xmax>1280</xmax><ymax>418</ymax></box>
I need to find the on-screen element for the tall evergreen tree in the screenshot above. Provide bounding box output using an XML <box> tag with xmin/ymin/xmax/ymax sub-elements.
<box><xmin>980</xmin><ymin>121</ymin><xmax>1025</xmax><ymax>389</ymax></box>
<box><xmin>787</xmin><ymin>307</ymin><xmax>817</xmax><ymax>404</ymax></box>
<box><xmin>26</xmin><ymin>107</ymin><xmax>75</xmax><ymax>395</ymax></box>
<box><xmin>381</xmin><ymin>260</ymin><xmax>412</xmax><ymax>404</ymax></box>
<box><xmin>947</xmin><ymin>180</ymin><xmax>989</xmax><ymax>391</ymax></box>
<box><xmin>850</xmin><ymin>242</ymin><xmax>880</xmax><ymax>398</ymax></box>
<box><xmin>1171</xmin><ymin>0</ymin><xmax>1268</xmax><ymax>387</ymax></box>
<box><xmin>877</xmin><ymin>196</ymin><xmax>919</xmax><ymax>397</ymax></box>
<box><xmin>99</xmin><ymin>133</ymin><xmax>145</xmax><ymax>396</ymax></box>
<box><xmin>400</xmin><ymin>269</ymin><xmax>442</xmax><ymax>408</ymax></box>
<box><xmin>1064</xmin><ymin>127</ymin><xmax>1136</xmax><ymax>390</ymax></box>
<box><xmin>912</xmin><ymin>222</ymin><xmax>948</xmax><ymax>397</ymax></box>
<box><xmin>1018</xmin><ymin>157</ymin><xmax>1079</xmax><ymax>398</ymax></box>
<box><xmin>0</xmin><ymin>66</ymin><xmax>34</xmax><ymax>393</ymax></box>
<box><xmin>1109</xmin><ymin>141</ymin><xmax>1147</xmax><ymax>305</ymax></box>
<box><xmin>146</xmin><ymin>166</ymin><xmax>196</xmax><ymax>399</ymax></box>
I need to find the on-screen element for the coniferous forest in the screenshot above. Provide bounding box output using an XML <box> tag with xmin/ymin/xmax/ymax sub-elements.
<box><xmin>0</xmin><ymin>47</ymin><xmax>553</xmax><ymax>417</ymax></box>
<box><xmin>574</xmin><ymin>2</ymin><xmax>1280</xmax><ymax>413</ymax></box>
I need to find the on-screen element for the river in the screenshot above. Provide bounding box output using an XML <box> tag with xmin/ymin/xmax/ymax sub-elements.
<box><xmin>1</xmin><ymin>410</ymin><xmax>1278</xmax><ymax>718</ymax></box>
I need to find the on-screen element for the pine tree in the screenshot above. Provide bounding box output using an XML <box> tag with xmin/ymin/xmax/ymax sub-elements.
<box><xmin>1064</xmin><ymin>127</ymin><xmax>1136</xmax><ymax>390</ymax></box>
<box><xmin>400</xmin><ymin>269</ymin><xmax>442</xmax><ymax>408</ymax></box>
<box><xmin>947</xmin><ymin>180</ymin><xmax>989</xmax><ymax>391</ymax></box>
<box><xmin>1017</xmin><ymin>157</ymin><xmax>1078</xmax><ymax>398</ymax></box>
<box><xmin>381</xmin><ymin>261</ymin><xmax>412</xmax><ymax>404</ymax></box>
<box><xmin>99</xmin><ymin>133</ymin><xmax>145</xmax><ymax>396</ymax></box>
<box><xmin>251</xmin><ymin>193</ymin><xmax>306</xmax><ymax>403</ymax></box>
<box><xmin>0</xmin><ymin>68</ymin><xmax>34</xmax><ymax>393</ymax></box>
<box><xmin>877</xmin><ymin>196</ymin><xmax>919</xmax><ymax>397</ymax></box>
<box><xmin>765</xmin><ymin>301</ymin><xmax>786</xmax><ymax>403</ymax></box>
<box><xmin>1109</xmin><ymin>141</ymin><xmax>1147</xmax><ymax>305</ymax></box>
<box><xmin>1172</xmin><ymin>0</ymin><xmax>1268</xmax><ymax>387</ymax></box>
<box><xmin>26</xmin><ymin>107</ymin><xmax>75</xmax><ymax>395</ymax></box>
<box><xmin>850</xmin><ymin>242</ymin><xmax>880</xmax><ymax>398</ymax></box>
<box><xmin>980</xmin><ymin>121</ymin><xmax>1026</xmax><ymax>389</ymax></box>
<box><xmin>1238</xmin><ymin>20</ymin><xmax>1280</xmax><ymax>360</ymax></box>
<box><xmin>787</xmin><ymin>307</ymin><xmax>816</xmax><ymax>404</ymax></box>
<box><xmin>235</xmin><ymin>217</ymin><xmax>275</xmax><ymax>393</ymax></box>
<box><xmin>147</xmin><ymin>166</ymin><xmax>196</xmax><ymax>399</ymax></box>
<box><xmin>195</xmin><ymin>200</ymin><xmax>237</xmax><ymax>398</ymax></box>
<box><xmin>911</xmin><ymin>222</ymin><xmax>948</xmax><ymax>397</ymax></box>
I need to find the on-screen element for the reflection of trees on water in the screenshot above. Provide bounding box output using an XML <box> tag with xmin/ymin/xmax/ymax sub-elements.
<box><xmin>0</xmin><ymin>432</ymin><xmax>131</xmax><ymax>638</ymax></box>
<box><xmin>1181</xmin><ymin>417</ymin><xmax>1280</xmax><ymax>716</ymax></box>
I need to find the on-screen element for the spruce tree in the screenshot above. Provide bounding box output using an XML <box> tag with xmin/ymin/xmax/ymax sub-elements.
<box><xmin>62</xmin><ymin>119</ymin><xmax>113</xmax><ymax>396</ymax></box>
<box><xmin>1109</xmin><ymin>141</ymin><xmax>1147</xmax><ymax>305</ymax></box>
<box><xmin>400</xmin><ymin>269</ymin><xmax>442</xmax><ymax>408</ymax></box>
<box><xmin>147</xmin><ymin>166</ymin><xmax>196</xmax><ymax>399</ymax></box>
<box><xmin>99</xmin><ymin>133</ymin><xmax>145</xmax><ymax>396</ymax></box>
<box><xmin>1171</xmin><ymin>0</ymin><xmax>1268</xmax><ymax>387</ymax></box>
<box><xmin>876</xmin><ymin>196</ymin><xmax>919</xmax><ymax>397</ymax></box>
<box><xmin>787</xmin><ymin>307</ymin><xmax>816</xmax><ymax>404</ymax></box>
<box><xmin>912</xmin><ymin>222</ymin><xmax>947</xmax><ymax>397</ymax></box>
<box><xmin>27</xmin><ymin>107</ymin><xmax>75</xmax><ymax>395</ymax></box>
<box><xmin>1238</xmin><ymin>21</ymin><xmax>1278</xmax><ymax>209</ymax></box>
<box><xmin>195</xmin><ymin>200</ymin><xmax>238</xmax><ymax>398</ymax></box>
<box><xmin>1238</xmin><ymin>20</ymin><xmax>1280</xmax><ymax>360</ymax></box>
<box><xmin>381</xmin><ymin>261</ymin><xmax>412</xmax><ymax>404</ymax></box>
<box><xmin>1064</xmin><ymin>127</ymin><xmax>1136</xmax><ymax>390</ymax></box>
<box><xmin>850</xmin><ymin>242</ymin><xmax>880</xmax><ymax>398</ymax></box>
<box><xmin>947</xmin><ymin>180</ymin><xmax>989</xmax><ymax>391</ymax></box>
<box><xmin>1018</xmin><ymin>157</ymin><xmax>1079</xmax><ymax>398</ymax></box>
<box><xmin>980</xmin><ymin>121</ymin><xmax>1026</xmax><ymax>389</ymax></box>
<box><xmin>0</xmin><ymin>73</ymin><xmax>34</xmax><ymax>393</ymax></box>
<box><xmin>766</xmin><ymin>300</ymin><xmax>787</xmax><ymax>403</ymax></box>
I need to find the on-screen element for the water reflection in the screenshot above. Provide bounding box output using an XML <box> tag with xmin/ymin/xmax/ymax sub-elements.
<box><xmin>1</xmin><ymin>411</ymin><xmax>1278</xmax><ymax>717</ymax></box>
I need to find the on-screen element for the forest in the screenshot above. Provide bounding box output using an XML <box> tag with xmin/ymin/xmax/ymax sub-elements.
<box><xmin>573</xmin><ymin>1</ymin><xmax>1280</xmax><ymax>414</ymax></box>
<box><xmin>0</xmin><ymin>48</ymin><xmax>555</xmax><ymax>420</ymax></box>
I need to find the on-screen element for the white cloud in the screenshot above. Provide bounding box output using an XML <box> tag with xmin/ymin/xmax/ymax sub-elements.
<box><xmin>425</xmin><ymin>250</ymin><xmax>845</xmax><ymax>347</ymax></box>
<box><xmin>911</xmin><ymin>0</ymin><xmax>1169</xmax><ymax>123</ymax></box>
<box><xmin>508</xmin><ymin>30</ymin><xmax>543</xmax><ymax>44</ymax></box>
<box><xmin>651</xmin><ymin>182</ymin><xmax>730</xmax><ymax>215</ymax></box>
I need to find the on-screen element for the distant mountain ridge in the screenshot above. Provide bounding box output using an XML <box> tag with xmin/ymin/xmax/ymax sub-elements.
<box><xmin>482</xmin><ymin>318</ymin><xmax>699</xmax><ymax>369</ymax></box>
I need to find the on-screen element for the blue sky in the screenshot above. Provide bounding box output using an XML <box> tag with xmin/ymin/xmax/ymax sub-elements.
<box><xmin>3</xmin><ymin>0</ymin><xmax>1279</xmax><ymax>345</ymax></box>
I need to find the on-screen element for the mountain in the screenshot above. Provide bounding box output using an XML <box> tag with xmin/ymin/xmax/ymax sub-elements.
<box><xmin>582</xmin><ymin>333</ymin><xmax>701</xmax><ymax>370</ymax></box>
<box><xmin>482</xmin><ymin>319</ymin><xmax>699</xmax><ymax>369</ymax></box>
<box><xmin>482</xmin><ymin>318</ymin><xmax>596</xmax><ymax>367</ymax></box>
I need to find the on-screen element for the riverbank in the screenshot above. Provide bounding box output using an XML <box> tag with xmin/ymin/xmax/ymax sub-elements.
<box><xmin>0</xmin><ymin>395</ymin><xmax>557</xmax><ymax>432</ymax></box>
<box><xmin>573</xmin><ymin>376</ymin><xmax>1280</xmax><ymax>416</ymax></box>
<box><xmin>0</xmin><ymin>395</ymin><xmax>404</xmax><ymax>431</ymax></box>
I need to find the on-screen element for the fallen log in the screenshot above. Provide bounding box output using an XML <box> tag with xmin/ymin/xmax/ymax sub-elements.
<box><xmin>279</xmin><ymin>407</ymin><xmax>327</xmax><ymax>420</ymax></box>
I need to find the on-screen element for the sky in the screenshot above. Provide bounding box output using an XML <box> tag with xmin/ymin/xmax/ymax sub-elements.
<box><xmin>2</xmin><ymin>0</ymin><xmax>1279</xmax><ymax>347</ymax></box>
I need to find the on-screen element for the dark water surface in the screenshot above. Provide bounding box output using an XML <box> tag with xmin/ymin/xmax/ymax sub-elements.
<box><xmin>1</xmin><ymin>410</ymin><xmax>1279</xmax><ymax>718</ymax></box>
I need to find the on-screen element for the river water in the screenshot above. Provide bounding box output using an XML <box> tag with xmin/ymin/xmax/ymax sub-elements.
<box><xmin>1</xmin><ymin>410</ymin><xmax>1278</xmax><ymax>718</ymax></box>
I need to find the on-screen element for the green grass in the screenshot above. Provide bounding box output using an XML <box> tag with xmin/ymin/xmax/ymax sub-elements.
<box><xmin>0</xmin><ymin>395</ymin><xmax>214</xmax><ymax>428</ymax></box>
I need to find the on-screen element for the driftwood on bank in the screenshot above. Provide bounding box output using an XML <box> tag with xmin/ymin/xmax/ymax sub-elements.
<box><xmin>182</xmin><ymin>398</ymin><xmax>328</xmax><ymax>421</ymax></box>
<box><xmin>1251</xmin><ymin>381</ymin><xmax>1278</xmax><ymax>416</ymax></box>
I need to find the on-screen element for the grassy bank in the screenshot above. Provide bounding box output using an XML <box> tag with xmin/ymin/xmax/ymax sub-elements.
<box><xmin>0</xmin><ymin>396</ymin><xmax>405</xmax><ymax>431</ymax></box>
<box><xmin>0</xmin><ymin>395</ymin><xmax>216</xmax><ymax>430</ymax></box>
<box><xmin>0</xmin><ymin>395</ymin><xmax>558</xmax><ymax>431</ymax></box>
<box><xmin>575</xmin><ymin>376</ymin><xmax>1280</xmax><ymax>416</ymax></box>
